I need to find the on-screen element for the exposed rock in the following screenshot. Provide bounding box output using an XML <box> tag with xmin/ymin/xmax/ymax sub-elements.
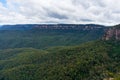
<box><xmin>103</xmin><ymin>78</ymin><xmax>114</xmax><ymax>80</ymax></box>
<box><xmin>102</xmin><ymin>24</ymin><xmax>120</xmax><ymax>40</ymax></box>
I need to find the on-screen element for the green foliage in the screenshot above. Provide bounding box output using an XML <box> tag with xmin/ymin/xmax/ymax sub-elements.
<box><xmin>0</xmin><ymin>29</ymin><xmax>104</xmax><ymax>49</ymax></box>
<box><xmin>115</xmin><ymin>75</ymin><xmax>120</xmax><ymax>80</ymax></box>
<box><xmin>0</xmin><ymin>40</ymin><xmax>119</xmax><ymax>80</ymax></box>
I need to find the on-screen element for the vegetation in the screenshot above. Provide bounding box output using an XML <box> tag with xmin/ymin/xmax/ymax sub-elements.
<box><xmin>0</xmin><ymin>40</ymin><xmax>119</xmax><ymax>80</ymax></box>
<box><xmin>0</xmin><ymin>29</ymin><xmax>104</xmax><ymax>49</ymax></box>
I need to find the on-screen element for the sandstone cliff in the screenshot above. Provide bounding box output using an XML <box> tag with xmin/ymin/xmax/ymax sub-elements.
<box><xmin>102</xmin><ymin>24</ymin><xmax>120</xmax><ymax>40</ymax></box>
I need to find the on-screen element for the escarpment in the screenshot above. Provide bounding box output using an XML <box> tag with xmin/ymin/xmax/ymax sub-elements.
<box><xmin>102</xmin><ymin>24</ymin><xmax>120</xmax><ymax>40</ymax></box>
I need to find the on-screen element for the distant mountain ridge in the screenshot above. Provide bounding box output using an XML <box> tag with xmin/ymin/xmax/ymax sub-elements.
<box><xmin>0</xmin><ymin>24</ymin><xmax>107</xmax><ymax>30</ymax></box>
<box><xmin>0</xmin><ymin>24</ymin><xmax>108</xmax><ymax>49</ymax></box>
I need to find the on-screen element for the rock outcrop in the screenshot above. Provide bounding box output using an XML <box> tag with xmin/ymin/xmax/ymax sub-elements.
<box><xmin>102</xmin><ymin>24</ymin><xmax>120</xmax><ymax>40</ymax></box>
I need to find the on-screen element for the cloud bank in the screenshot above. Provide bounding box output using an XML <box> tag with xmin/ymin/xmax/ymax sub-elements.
<box><xmin>0</xmin><ymin>0</ymin><xmax>120</xmax><ymax>25</ymax></box>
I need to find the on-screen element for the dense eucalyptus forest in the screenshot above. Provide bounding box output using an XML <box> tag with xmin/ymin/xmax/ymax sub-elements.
<box><xmin>0</xmin><ymin>24</ymin><xmax>119</xmax><ymax>80</ymax></box>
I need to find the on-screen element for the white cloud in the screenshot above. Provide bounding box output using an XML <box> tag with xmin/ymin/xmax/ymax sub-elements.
<box><xmin>0</xmin><ymin>0</ymin><xmax>119</xmax><ymax>25</ymax></box>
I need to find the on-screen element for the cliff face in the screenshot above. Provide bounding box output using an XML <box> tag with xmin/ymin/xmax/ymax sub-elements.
<box><xmin>103</xmin><ymin>25</ymin><xmax>120</xmax><ymax>40</ymax></box>
<box><xmin>0</xmin><ymin>24</ymin><xmax>106</xmax><ymax>30</ymax></box>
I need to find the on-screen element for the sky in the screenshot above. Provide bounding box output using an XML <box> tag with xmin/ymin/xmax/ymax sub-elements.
<box><xmin>0</xmin><ymin>0</ymin><xmax>120</xmax><ymax>25</ymax></box>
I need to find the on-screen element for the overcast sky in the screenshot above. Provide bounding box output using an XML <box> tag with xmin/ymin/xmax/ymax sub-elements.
<box><xmin>0</xmin><ymin>0</ymin><xmax>120</xmax><ymax>25</ymax></box>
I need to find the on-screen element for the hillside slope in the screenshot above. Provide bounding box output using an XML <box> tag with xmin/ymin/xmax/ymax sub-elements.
<box><xmin>0</xmin><ymin>26</ymin><xmax>106</xmax><ymax>49</ymax></box>
<box><xmin>0</xmin><ymin>40</ymin><xmax>119</xmax><ymax>80</ymax></box>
